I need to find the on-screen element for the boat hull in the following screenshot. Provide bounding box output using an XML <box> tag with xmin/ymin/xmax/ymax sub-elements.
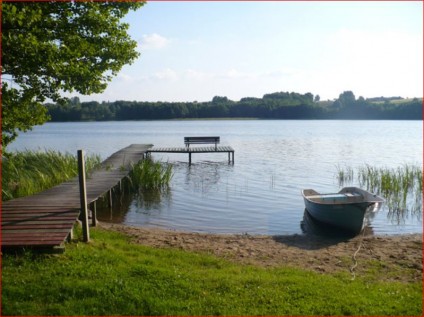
<box><xmin>303</xmin><ymin>198</ymin><xmax>370</xmax><ymax>233</ymax></box>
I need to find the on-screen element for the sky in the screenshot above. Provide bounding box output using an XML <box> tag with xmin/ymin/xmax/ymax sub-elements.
<box><xmin>76</xmin><ymin>1</ymin><xmax>423</xmax><ymax>103</ymax></box>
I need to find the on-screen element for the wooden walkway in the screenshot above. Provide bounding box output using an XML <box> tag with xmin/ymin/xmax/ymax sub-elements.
<box><xmin>146</xmin><ymin>146</ymin><xmax>235</xmax><ymax>165</ymax></box>
<box><xmin>1</xmin><ymin>144</ymin><xmax>152</xmax><ymax>249</ymax></box>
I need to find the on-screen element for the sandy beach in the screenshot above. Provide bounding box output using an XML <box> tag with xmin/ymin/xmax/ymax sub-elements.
<box><xmin>99</xmin><ymin>222</ymin><xmax>422</xmax><ymax>283</ymax></box>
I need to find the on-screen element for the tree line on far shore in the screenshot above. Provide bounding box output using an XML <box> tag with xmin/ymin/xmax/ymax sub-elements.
<box><xmin>46</xmin><ymin>91</ymin><xmax>422</xmax><ymax>121</ymax></box>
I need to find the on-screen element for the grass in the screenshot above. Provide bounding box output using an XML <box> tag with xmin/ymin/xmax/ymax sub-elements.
<box><xmin>1</xmin><ymin>227</ymin><xmax>421</xmax><ymax>316</ymax></box>
<box><xmin>2</xmin><ymin>150</ymin><xmax>101</xmax><ymax>201</ymax></box>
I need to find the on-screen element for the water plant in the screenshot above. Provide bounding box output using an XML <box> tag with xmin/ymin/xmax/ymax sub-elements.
<box><xmin>127</xmin><ymin>158</ymin><xmax>173</xmax><ymax>191</ymax></box>
<box><xmin>2</xmin><ymin>150</ymin><xmax>101</xmax><ymax>201</ymax></box>
<box><xmin>123</xmin><ymin>159</ymin><xmax>173</xmax><ymax>211</ymax></box>
<box><xmin>336</xmin><ymin>164</ymin><xmax>354</xmax><ymax>185</ymax></box>
<box><xmin>336</xmin><ymin>164</ymin><xmax>423</xmax><ymax>223</ymax></box>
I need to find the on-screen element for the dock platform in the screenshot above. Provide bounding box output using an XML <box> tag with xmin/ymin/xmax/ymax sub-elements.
<box><xmin>1</xmin><ymin>144</ymin><xmax>151</xmax><ymax>250</ymax></box>
<box><xmin>146</xmin><ymin>146</ymin><xmax>234</xmax><ymax>165</ymax></box>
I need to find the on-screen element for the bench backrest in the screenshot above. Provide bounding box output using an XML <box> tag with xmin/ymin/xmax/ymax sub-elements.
<box><xmin>184</xmin><ymin>137</ymin><xmax>220</xmax><ymax>148</ymax></box>
<box><xmin>184</xmin><ymin>136</ymin><xmax>220</xmax><ymax>144</ymax></box>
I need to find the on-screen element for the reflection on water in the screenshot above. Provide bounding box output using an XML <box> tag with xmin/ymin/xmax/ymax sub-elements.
<box><xmin>95</xmin><ymin>187</ymin><xmax>134</xmax><ymax>223</ymax></box>
<box><xmin>133</xmin><ymin>189</ymin><xmax>172</xmax><ymax>212</ymax></box>
<box><xmin>96</xmin><ymin>181</ymin><xmax>173</xmax><ymax>224</ymax></box>
<box><xmin>184</xmin><ymin>162</ymin><xmax>224</xmax><ymax>194</ymax></box>
<box><xmin>384</xmin><ymin>187</ymin><xmax>423</xmax><ymax>226</ymax></box>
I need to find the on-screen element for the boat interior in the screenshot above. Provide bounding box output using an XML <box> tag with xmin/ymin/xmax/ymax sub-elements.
<box><xmin>303</xmin><ymin>187</ymin><xmax>385</xmax><ymax>205</ymax></box>
<box><xmin>303</xmin><ymin>188</ymin><xmax>364</xmax><ymax>204</ymax></box>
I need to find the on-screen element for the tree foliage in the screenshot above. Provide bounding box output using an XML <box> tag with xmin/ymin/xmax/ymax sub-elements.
<box><xmin>45</xmin><ymin>91</ymin><xmax>423</xmax><ymax>122</ymax></box>
<box><xmin>1</xmin><ymin>0</ymin><xmax>144</xmax><ymax>147</ymax></box>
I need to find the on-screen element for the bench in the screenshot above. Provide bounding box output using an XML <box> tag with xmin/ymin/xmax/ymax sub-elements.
<box><xmin>184</xmin><ymin>136</ymin><xmax>220</xmax><ymax>149</ymax></box>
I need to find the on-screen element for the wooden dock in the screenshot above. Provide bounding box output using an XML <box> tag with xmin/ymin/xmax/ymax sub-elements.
<box><xmin>1</xmin><ymin>144</ymin><xmax>152</xmax><ymax>250</ymax></box>
<box><xmin>146</xmin><ymin>146</ymin><xmax>235</xmax><ymax>165</ymax></box>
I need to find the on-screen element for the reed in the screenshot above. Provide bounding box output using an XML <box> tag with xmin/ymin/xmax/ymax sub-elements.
<box><xmin>127</xmin><ymin>158</ymin><xmax>173</xmax><ymax>191</ymax></box>
<box><xmin>336</xmin><ymin>165</ymin><xmax>354</xmax><ymax>185</ymax></box>
<box><xmin>2</xmin><ymin>150</ymin><xmax>101</xmax><ymax>201</ymax></box>
<box><xmin>336</xmin><ymin>164</ymin><xmax>422</xmax><ymax>220</ymax></box>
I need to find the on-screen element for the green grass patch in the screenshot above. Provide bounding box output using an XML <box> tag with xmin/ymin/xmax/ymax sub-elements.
<box><xmin>2</xmin><ymin>150</ymin><xmax>101</xmax><ymax>201</ymax></box>
<box><xmin>2</xmin><ymin>227</ymin><xmax>421</xmax><ymax>316</ymax></box>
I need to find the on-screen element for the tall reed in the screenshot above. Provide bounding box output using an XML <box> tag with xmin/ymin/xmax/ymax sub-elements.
<box><xmin>127</xmin><ymin>158</ymin><xmax>173</xmax><ymax>191</ymax></box>
<box><xmin>336</xmin><ymin>164</ymin><xmax>422</xmax><ymax>222</ymax></box>
<box><xmin>2</xmin><ymin>150</ymin><xmax>101</xmax><ymax>201</ymax></box>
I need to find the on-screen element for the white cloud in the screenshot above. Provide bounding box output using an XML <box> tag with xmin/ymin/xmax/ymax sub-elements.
<box><xmin>153</xmin><ymin>68</ymin><xmax>178</xmax><ymax>81</ymax></box>
<box><xmin>262</xmin><ymin>68</ymin><xmax>299</xmax><ymax>78</ymax></box>
<box><xmin>224</xmin><ymin>68</ymin><xmax>253</xmax><ymax>79</ymax></box>
<box><xmin>328</xmin><ymin>28</ymin><xmax>422</xmax><ymax>75</ymax></box>
<box><xmin>184</xmin><ymin>69</ymin><xmax>211</xmax><ymax>81</ymax></box>
<box><xmin>117</xmin><ymin>73</ymin><xmax>135</xmax><ymax>83</ymax></box>
<box><xmin>139</xmin><ymin>33</ymin><xmax>169</xmax><ymax>50</ymax></box>
<box><xmin>183</xmin><ymin>68</ymin><xmax>254</xmax><ymax>81</ymax></box>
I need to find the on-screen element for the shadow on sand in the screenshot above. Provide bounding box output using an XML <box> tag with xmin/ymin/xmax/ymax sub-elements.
<box><xmin>272</xmin><ymin>209</ymin><xmax>373</xmax><ymax>250</ymax></box>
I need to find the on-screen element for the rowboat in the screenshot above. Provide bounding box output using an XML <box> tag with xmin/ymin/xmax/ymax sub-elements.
<box><xmin>302</xmin><ymin>187</ymin><xmax>384</xmax><ymax>233</ymax></box>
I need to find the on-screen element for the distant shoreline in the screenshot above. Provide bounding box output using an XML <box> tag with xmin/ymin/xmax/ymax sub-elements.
<box><xmin>46</xmin><ymin>92</ymin><xmax>423</xmax><ymax>122</ymax></box>
<box><xmin>44</xmin><ymin>117</ymin><xmax>423</xmax><ymax>123</ymax></box>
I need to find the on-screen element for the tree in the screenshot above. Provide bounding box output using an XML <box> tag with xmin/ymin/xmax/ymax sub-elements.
<box><xmin>337</xmin><ymin>91</ymin><xmax>356</xmax><ymax>108</ymax></box>
<box><xmin>211</xmin><ymin>96</ymin><xmax>229</xmax><ymax>104</ymax></box>
<box><xmin>1</xmin><ymin>0</ymin><xmax>144</xmax><ymax>147</ymax></box>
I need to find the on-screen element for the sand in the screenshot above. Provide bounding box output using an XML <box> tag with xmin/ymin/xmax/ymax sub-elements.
<box><xmin>99</xmin><ymin>222</ymin><xmax>422</xmax><ymax>283</ymax></box>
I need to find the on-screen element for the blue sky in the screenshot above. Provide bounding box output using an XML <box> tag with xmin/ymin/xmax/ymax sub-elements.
<box><xmin>79</xmin><ymin>1</ymin><xmax>423</xmax><ymax>102</ymax></box>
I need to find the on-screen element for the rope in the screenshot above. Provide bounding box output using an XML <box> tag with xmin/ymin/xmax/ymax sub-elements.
<box><xmin>349</xmin><ymin>227</ymin><xmax>367</xmax><ymax>280</ymax></box>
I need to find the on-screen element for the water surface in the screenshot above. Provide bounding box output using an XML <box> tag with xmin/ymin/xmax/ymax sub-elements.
<box><xmin>10</xmin><ymin>120</ymin><xmax>422</xmax><ymax>235</ymax></box>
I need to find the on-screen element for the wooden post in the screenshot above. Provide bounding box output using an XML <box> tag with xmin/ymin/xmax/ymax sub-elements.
<box><xmin>189</xmin><ymin>152</ymin><xmax>192</xmax><ymax>165</ymax></box>
<box><xmin>108</xmin><ymin>189</ymin><xmax>113</xmax><ymax>209</ymax></box>
<box><xmin>67</xmin><ymin>228</ymin><xmax>74</xmax><ymax>242</ymax></box>
<box><xmin>78</xmin><ymin>150</ymin><xmax>90</xmax><ymax>242</ymax></box>
<box><xmin>92</xmin><ymin>201</ymin><xmax>97</xmax><ymax>227</ymax></box>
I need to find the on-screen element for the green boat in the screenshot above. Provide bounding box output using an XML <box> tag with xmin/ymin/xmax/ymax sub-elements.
<box><xmin>302</xmin><ymin>187</ymin><xmax>384</xmax><ymax>234</ymax></box>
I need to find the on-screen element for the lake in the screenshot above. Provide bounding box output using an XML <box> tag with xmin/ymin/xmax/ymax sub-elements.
<box><xmin>9</xmin><ymin>120</ymin><xmax>423</xmax><ymax>235</ymax></box>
